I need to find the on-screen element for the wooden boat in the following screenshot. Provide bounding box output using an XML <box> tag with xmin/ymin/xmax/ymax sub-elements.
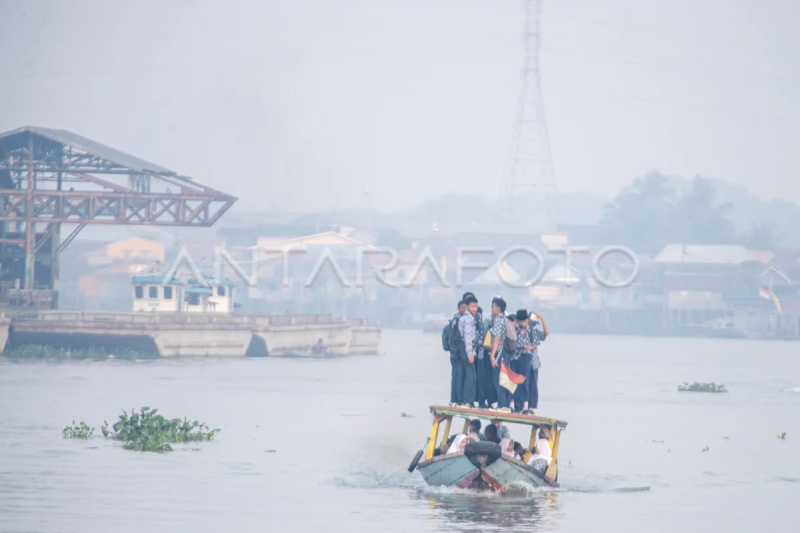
<box><xmin>408</xmin><ymin>405</ymin><xmax>567</xmax><ymax>492</ymax></box>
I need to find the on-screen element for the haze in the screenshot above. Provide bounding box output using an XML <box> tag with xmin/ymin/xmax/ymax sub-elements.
<box><xmin>1</xmin><ymin>0</ymin><xmax>798</xmax><ymax>213</ymax></box>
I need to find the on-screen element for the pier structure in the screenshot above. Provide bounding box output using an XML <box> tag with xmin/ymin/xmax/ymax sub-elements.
<box><xmin>0</xmin><ymin>126</ymin><xmax>236</xmax><ymax>308</ymax></box>
<box><xmin>2</xmin><ymin>311</ymin><xmax>380</xmax><ymax>357</ymax></box>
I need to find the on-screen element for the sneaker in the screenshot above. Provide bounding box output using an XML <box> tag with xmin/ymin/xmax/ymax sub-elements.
<box><xmin>497</xmin><ymin>407</ymin><xmax>512</xmax><ymax>413</ymax></box>
<box><xmin>448</xmin><ymin>402</ymin><xmax>458</xmax><ymax>407</ymax></box>
<box><xmin>461</xmin><ymin>403</ymin><xmax>472</xmax><ymax>408</ymax></box>
<box><xmin>524</xmin><ymin>408</ymin><xmax>535</xmax><ymax>415</ymax></box>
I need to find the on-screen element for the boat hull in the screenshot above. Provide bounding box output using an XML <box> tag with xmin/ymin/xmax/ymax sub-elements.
<box><xmin>417</xmin><ymin>452</ymin><xmax>556</xmax><ymax>492</ymax></box>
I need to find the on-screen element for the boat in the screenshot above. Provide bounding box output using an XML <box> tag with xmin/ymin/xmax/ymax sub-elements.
<box><xmin>407</xmin><ymin>405</ymin><xmax>567</xmax><ymax>492</ymax></box>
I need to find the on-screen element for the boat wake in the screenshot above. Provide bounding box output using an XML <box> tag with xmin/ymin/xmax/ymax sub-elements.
<box><xmin>332</xmin><ymin>455</ymin><xmax>650</xmax><ymax>498</ymax></box>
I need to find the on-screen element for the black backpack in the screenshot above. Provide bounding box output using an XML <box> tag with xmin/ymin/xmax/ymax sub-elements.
<box><xmin>441</xmin><ymin>322</ymin><xmax>452</xmax><ymax>352</ymax></box>
<box><xmin>441</xmin><ymin>316</ymin><xmax>461</xmax><ymax>352</ymax></box>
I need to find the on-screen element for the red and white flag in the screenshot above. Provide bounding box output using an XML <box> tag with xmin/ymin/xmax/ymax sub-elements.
<box><xmin>499</xmin><ymin>361</ymin><xmax>526</xmax><ymax>394</ymax></box>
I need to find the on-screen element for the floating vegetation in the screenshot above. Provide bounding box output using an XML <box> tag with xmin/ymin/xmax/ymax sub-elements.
<box><xmin>101</xmin><ymin>407</ymin><xmax>219</xmax><ymax>453</ymax></box>
<box><xmin>400</xmin><ymin>412</ymin><xmax>413</xmax><ymax>418</ymax></box>
<box><xmin>677</xmin><ymin>382</ymin><xmax>728</xmax><ymax>393</ymax></box>
<box><xmin>778</xmin><ymin>432</ymin><xmax>787</xmax><ymax>440</ymax></box>
<box><xmin>63</xmin><ymin>421</ymin><xmax>94</xmax><ymax>439</ymax></box>
<box><xmin>702</xmin><ymin>446</ymin><xmax>710</xmax><ymax>452</ymax></box>
<box><xmin>6</xmin><ymin>344</ymin><xmax>157</xmax><ymax>360</ymax></box>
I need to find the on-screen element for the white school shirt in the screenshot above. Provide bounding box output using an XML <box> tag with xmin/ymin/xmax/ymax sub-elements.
<box><xmin>526</xmin><ymin>438</ymin><xmax>552</xmax><ymax>466</ymax></box>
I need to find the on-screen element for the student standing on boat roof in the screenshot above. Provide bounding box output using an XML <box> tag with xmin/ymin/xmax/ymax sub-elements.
<box><xmin>447</xmin><ymin>300</ymin><xmax>467</xmax><ymax>406</ymax></box>
<box><xmin>463</xmin><ymin>291</ymin><xmax>493</xmax><ymax>408</ymax></box>
<box><xmin>488</xmin><ymin>296</ymin><xmax>512</xmax><ymax>412</ymax></box>
<box><xmin>527</xmin><ymin>311</ymin><xmax>550</xmax><ymax>414</ymax></box>
<box><xmin>511</xmin><ymin>309</ymin><xmax>536</xmax><ymax>414</ymax></box>
<box><xmin>456</xmin><ymin>296</ymin><xmax>479</xmax><ymax>407</ymax></box>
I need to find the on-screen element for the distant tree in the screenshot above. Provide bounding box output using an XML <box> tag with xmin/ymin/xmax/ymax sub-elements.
<box><xmin>376</xmin><ymin>229</ymin><xmax>412</xmax><ymax>249</ymax></box>
<box><xmin>600</xmin><ymin>172</ymin><xmax>681</xmax><ymax>254</ymax></box>
<box><xmin>741</xmin><ymin>221</ymin><xmax>782</xmax><ymax>250</ymax></box>
<box><xmin>600</xmin><ymin>173</ymin><xmax>738</xmax><ymax>254</ymax></box>
<box><xmin>676</xmin><ymin>177</ymin><xmax>736</xmax><ymax>244</ymax></box>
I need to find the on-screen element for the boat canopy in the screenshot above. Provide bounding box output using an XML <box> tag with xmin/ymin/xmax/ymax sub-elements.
<box><xmin>430</xmin><ymin>405</ymin><xmax>568</xmax><ymax>430</ymax></box>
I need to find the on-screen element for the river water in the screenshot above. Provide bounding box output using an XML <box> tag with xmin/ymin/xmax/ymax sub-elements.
<box><xmin>1</xmin><ymin>330</ymin><xmax>799</xmax><ymax>532</ymax></box>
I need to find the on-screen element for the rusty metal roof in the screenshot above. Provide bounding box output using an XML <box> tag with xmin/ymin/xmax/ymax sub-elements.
<box><xmin>0</xmin><ymin>125</ymin><xmax>177</xmax><ymax>176</ymax></box>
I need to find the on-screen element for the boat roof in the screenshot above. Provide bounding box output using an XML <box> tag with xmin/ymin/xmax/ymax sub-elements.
<box><xmin>430</xmin><ymin>405</ymin><xmax>568</xmax><ymax>429</ymax></box>
<box><xmin>132</xmin><ymin>275</ymin><xmax>183</xmax><ymax>285</ymax></box>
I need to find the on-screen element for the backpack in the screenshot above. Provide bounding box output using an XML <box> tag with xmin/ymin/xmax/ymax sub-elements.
<box><xmin>442</xmin><ymin>316</ymin><xmax>461</xmax><ymax>353</ymax></box>
<box><xmin>503</xmin><ymin>317</ymin><xmax>518</xmax><ymax>353</ymax></box>
<box><xmin>441</xmin><ymin>323</ymin><xmax>452</xmax><ymax>352</ymax></box>
<box><xmin>483</xmin><ymin>316</ymin><xmax>494</xmax><ymax>349</ymax></box>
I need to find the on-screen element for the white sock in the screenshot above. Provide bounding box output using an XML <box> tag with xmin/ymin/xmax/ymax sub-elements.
<box><xmin>523</xmin><ymin>402</ymin><xmax>529</xmax><ymax>410</ymax></box>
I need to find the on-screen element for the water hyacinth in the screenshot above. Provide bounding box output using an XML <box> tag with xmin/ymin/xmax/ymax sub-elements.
<box><xmin>677</xmin><ymin>382</ymin><xmax>728</xmax><ymax>393</ymax></box>
<box><xmin>101</xmin><ymin>407</ymin><xmax>220</xmax><ymax>453</ymax></box>
<box><xmin>63</xmin><ymin>421</ymin><xmax>94</xmax><ymax>439</ymax></box>
<box><xmin>6</xmin><ymin>344</ymin><xmax>157</xmax><ymax>360</ymax></box>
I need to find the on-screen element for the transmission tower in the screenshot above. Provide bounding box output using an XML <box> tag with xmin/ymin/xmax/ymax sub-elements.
<box><xmin>502</xmin><ymin>0</ymin><xmax>558</xmax><ymax>229</ymax></box>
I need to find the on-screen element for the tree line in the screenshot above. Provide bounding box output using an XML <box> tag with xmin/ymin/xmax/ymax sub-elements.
<box><xmin>599</xmin><ymin>172</ymin><xmax>781</xmax><ymax>254</ymax></box>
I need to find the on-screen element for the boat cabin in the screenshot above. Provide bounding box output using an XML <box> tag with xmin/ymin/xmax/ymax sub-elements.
<box><xmin>131</xmin><ymin>275</ymin><xmax>234</xmax><ymax>313</ymax></box>
<box><xmin>185</xmin><ymin>278</ymin><xmax>234</xmax><ymax>313</ymax></box>
<box><xmin>131</xmin><ymin>276</ymin><xmax>184</xmax><ymax>312</ymax></box>
<box><xmin>415</xmin><ymin>405</ymin><xmax>567</xmax><ymax>490</ymax></box>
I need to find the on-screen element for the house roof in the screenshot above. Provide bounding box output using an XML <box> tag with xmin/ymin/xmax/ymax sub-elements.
<box><xmin>654</xmin><ymin>244</ymin><xmax>756</xmax><ymax>265</ymax></box>
<box><xmin>251</xmin><ymin>231</ymin><xmax>370</xmax><ymax>250</ymax></box>
<box><xmin>1</xmin><ymin>126</ymin><xmax>176</xmax><ymax>176</ymax></box>
<box><xmin>750</xmin><ymin>250</ymin><xmax>776</xmax><ymax>264</ymax></box>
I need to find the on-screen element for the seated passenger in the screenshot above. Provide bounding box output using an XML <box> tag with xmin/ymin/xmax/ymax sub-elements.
<box><xmin>526</xmin><ymin>428</ymin><xmax>553</xmax><ymax>473</ymax></box>
<box><xmin>484</xmin><ymin>424</ymin><xmax>501</xmax><ymax>443</ymax></box>
<box><xmin>469</xmin><ymin>419</ymin><xmax>486</xmax><ymax>441</ymax></box>
<box><xmin>513</xmin><ymin>441</ymin><xmax>527</xmax><ymax>460</ymax></box>
<box><xmin>436</xmin><ymin>434</ymin><xmax>458</xmax><ymax>456</ymax></box>
<box><xmin>500</xmin><ymin>437</ymin><xmax>516</xmax><ymax>459</ymax></box>
<box><xmin>491</xmin><ymin>419</ymin><xmax>511</xmax><ymax>440</ymax></box>
<box><xmin>447</xmin><ymin>434</ymin><xmax>470</xmax><ymax>454</ymax></box>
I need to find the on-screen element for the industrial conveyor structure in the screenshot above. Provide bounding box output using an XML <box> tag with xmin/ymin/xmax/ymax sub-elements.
<box><xmin>0</xmin><ymin>126</ymin><xmax>237</xmax><ymax>307</ymax></box>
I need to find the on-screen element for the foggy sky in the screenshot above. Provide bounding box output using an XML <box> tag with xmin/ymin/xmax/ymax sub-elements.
<box><xmin>1</xmin><ymin>0</ymin><xmax>798</xmax><ymax>215</ymax></box>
